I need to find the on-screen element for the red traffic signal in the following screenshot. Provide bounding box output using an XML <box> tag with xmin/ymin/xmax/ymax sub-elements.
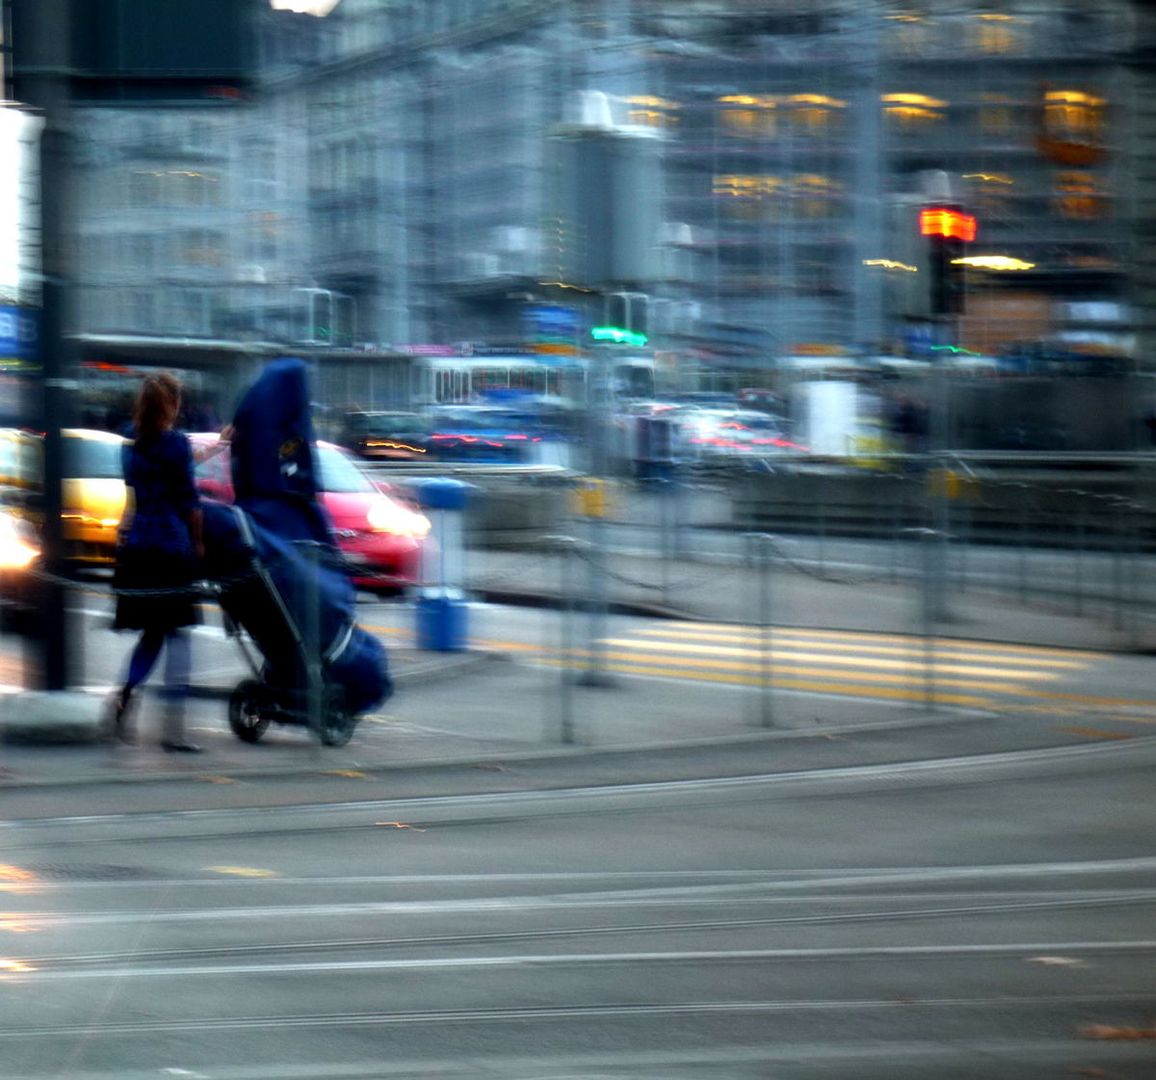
<box><xmin>920</xmin><ymin>207</ymin><xmax>977</xmax><ymax>243</ymax></box>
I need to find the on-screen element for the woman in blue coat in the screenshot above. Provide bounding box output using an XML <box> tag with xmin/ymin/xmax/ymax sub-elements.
<box><xmin>107</xmin><ymin>373</ymin><xmax>206</xmax><ymax>751</ymax></box>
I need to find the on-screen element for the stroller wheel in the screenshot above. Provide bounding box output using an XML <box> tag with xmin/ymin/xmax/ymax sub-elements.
<box><xmin>228</xmin><ymin>680</ymin><xmax>271</xmax><ymax>744</ymax></box>
<box><xmin>320</xmin><ymin>685</ymin><xmax>358</xmax><ymax>748</ymax></box>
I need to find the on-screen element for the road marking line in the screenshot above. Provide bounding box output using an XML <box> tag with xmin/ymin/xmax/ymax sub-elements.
<box><xmin>597</xmin><ymin>638</ymin><xmax>1063</xmax><ymax>679</ymax></box>
<box><xmin>205</xmin><ymin>867</ymin><xmax>280</xmax><ymax>879</ymax></box>
<box><xmin>13</xmin><ymin>941</ymin><xmax>1156</xmax><ymax>981</ymax></box>
<box><xmin>535</xmin><ymin>658</ymin><xmax>993</xmax><ymax>707</ymax></box>
<box><xmin>630</xmin><ymin>629</ymin><xmax>1088</xmax><ymax>668</ymax></box>
<box><xmin>567</xmin><ymin>650</ymin><xmax>1033</xmax><ymax>693</ymax></box>
<box><xmin>651</xmin><ymin>621</ymin><xmax>1106</xmax><ymax>659</ymax></box>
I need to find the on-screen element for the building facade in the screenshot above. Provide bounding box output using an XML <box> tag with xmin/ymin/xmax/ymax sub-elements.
<box><xmin>63</xmin><ymin>0</ymin><xmax>1146</xmax><ymax>394</ymax></box>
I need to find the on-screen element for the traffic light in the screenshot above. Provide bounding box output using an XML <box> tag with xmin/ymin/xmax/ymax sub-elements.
<box><xmin>920</xmin><ymin>205</ymin><xmax>976</xmax><ymax>317</ymax></box>
<box><xmin>930</xmin><ymin>233</ymin><xmax>966</xmax><ymax>316</ymax></box>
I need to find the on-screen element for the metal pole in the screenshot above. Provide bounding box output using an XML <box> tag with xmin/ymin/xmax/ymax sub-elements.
<box><xmin>756</xmin><ymin>533</ymin><xmax>774</xmax><ymax>728</ymax></box>
<box><xmin>1018</xmin><ymin>489</ymin><xmax>1029</xmax><ymax>605</ymax></box>
<box><xmin>920</xmin><ymin>527</ymin><xmax>938</xmax><ymax>711</ymax></box>
<box><xmin>559</xmin><ymin>538</ymin><xmax>575</xmax><ymax>744</ymax></box>
<box><xmin>1074</xmin><ymin>500</ymin><xmax>1086</xmax><ymax>617</ymax></box>
<box><xmin>13</xmin><ymin>0</ymin><xmax>75</xmax><ymax>691</ymax></box>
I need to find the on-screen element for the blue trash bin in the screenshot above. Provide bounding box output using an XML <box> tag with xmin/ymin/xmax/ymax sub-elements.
<box><xmin>411</xmin><ymin>478</ymin><xmax>476</xmax><ymax>652</ymax></box>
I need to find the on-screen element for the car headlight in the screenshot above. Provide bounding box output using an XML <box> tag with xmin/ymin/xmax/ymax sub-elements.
<box><xmin>366</xmin><ymin>499</ymin><xmax>431</xmax><ymax>540</ymax></box>
<box><xmin>0</xmin><ymin>512</ymin><xmax>39</xmax><ymax>570</ymax></box>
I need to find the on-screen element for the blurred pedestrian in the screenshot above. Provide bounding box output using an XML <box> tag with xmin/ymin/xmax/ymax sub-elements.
<box><xmin>105</xmin><ymin>373</ymin><xmax>204</xmax><ymax>752</ymax></box>
<box><xmin>890</xmin><ymin>394</ymin><xmax>928</xmax><ymax>457</ymax></box>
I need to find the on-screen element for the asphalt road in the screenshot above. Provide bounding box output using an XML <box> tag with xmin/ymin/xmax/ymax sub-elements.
<box><xmin>1</xmin><ymin>733</ymin><xmax>1154</xmax><ymax>1078</ymax></box>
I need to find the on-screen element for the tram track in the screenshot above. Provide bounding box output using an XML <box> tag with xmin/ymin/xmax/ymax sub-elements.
<box><xmin>3</xmin><ymin>734</ymin><xmax>1155</xmax><ymax>849</ymax></box>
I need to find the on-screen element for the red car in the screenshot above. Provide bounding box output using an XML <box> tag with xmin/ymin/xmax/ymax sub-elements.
<box><xmin>190</xmin><ymin>434</ymin><xmax>429</xmax><ymax>594</ymax></box>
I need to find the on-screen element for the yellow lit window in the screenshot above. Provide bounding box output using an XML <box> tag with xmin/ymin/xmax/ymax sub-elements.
<box><xmin>626</xmin><ymin>96</ymin><xmax>679</xmax><ymax>130</ymax></box>
<box><xmin>1053</xmin><ymin>171</ymin><xmax>1104</xmax><ymax>219</ymax></box>
<box><xmin>793</xmin><ymin>174</ymin><xmax>841</xmax><ymax>219</ymax></box>
<box><xmin>972</xmin><ymin>15</ymin><xmax>1017</xmax><ymax>55</ymax></box>
<box><xmin>718</xmin><ymin>95</ymin><xmax>776</xmax><ymax>139</ymax></box>
<box><xmin>713</xmin><ymin>174</ymin><xmax>782</xmax><ymax>221</ymax></box>
<box><xmin>789</xmin><ymin>94</ymin><xmax>846</xmax><ymax>136</ymax></box>
<box><xmin>883</xmin><ymin>93</ymin><xmax>946</xmax><ymax>130</ymax></box>
<box><xmin>1044</xmin><ymin>90</ymin><xmax>1105</xmax><ymax>142</ymax></box>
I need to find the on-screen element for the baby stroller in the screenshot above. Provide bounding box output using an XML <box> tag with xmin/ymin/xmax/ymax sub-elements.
<box><xmin>201</xmin><ymin>358</ymin><xmax>392</xmax><ymax>747</ymax></box>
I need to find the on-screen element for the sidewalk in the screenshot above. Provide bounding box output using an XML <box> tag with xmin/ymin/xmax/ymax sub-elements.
<box><xmin>2</xmin><ymin>539</ymin><xmax>1153</xmax><ymax>788</ymax></box>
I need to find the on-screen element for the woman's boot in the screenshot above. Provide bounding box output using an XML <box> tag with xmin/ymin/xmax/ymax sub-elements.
<box><xmin>160</xmin><ymin>697</ymin><xmax>201</xmax><ymax>753</ymax></box>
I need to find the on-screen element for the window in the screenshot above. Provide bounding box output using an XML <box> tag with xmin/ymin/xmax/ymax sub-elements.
<box><xmin>788</xmin><ymin>94</ymin><xmax>846</xmax><ymax>136</ymax></box>
<box><xmin>1044</xmin><ymin>90</ymin><xmax>1105</xmax><ymax>143</ymax></box>
<box><xmin>972</xmin><ymin>14</ymin><xmax>1018</xmax><ymax>55</ymax></box>
<box><xmin>883</xmin><ymin>93</ymin><xmax>947</xmax><ymax>130</ymax></box>
<box><xmin>793</xmin><ymin>174</ymin><xmax>842</xmax><ymax>219</ymax></box>
<box><xmin>719</xmin><ymin>95</ymin><xmax>777</xmax><ymax>139</ymax></box>
<box><xmin>1053</xmin><ymin>171</ymin><xmax>1106</xmax><ymax>219</ymax></box>
<box><xmin>625</xmin><ymin>96</ymin><xmax>679</xmax><ymax>130</ymax></box>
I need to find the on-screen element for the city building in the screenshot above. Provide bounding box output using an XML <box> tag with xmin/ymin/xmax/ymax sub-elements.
<box><xmin>52</xmin><ymin>0</ymin><xmax>1148</xmax><ymax>401</ymax></box>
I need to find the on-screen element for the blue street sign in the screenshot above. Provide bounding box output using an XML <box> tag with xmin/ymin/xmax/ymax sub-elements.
<box><xmin>0</xmin><ymin>306</ymin><xmax>39</xmax><ymax>360</ymax></box>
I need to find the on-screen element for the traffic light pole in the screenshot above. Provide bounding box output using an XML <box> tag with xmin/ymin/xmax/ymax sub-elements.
<box><xmin>14</xmin><ymin>0</ymin><xmax>77</xmax><ymax>691</ymax></box>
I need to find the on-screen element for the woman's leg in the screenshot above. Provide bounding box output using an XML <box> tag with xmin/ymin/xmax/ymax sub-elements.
<box><xmin>107</xmin><ymin>627</ymin><xmax>164</xmax><ymax>743</ymax></box>
<box><xmin>160</xmin><ymin>629</ymin><xmax>199</xmax><ymax>751</ymax></box>
<box><xmin>123</xmin><ymin>628</ymin><xmax>165</xmax><ymax>700</ymax></box>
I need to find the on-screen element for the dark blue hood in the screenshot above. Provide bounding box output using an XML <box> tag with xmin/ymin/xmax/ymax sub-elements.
<box><xmin>231</xmin><ymin>357</ymin><xmax>331</xmax><ymax>543</ymax></box>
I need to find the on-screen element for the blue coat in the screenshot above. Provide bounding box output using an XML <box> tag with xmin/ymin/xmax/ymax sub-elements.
<box><xmin>230</xmin><ymin>357</ymin><xmax>332</xmax><ymax>544</ymax></box>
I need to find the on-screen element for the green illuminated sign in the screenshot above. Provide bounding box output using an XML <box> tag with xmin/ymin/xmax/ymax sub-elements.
<box><xmin>591</xmin><ymin>326</ymin><xmax>648</xmax><ymax>347</ymax></box>
<box><xmin>930</xmin><ymin>345</ymin><xmax>980</xmax><ymax>356</ymax></box>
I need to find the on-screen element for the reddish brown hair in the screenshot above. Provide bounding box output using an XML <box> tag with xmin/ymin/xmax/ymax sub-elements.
<box><xmin>133</xmin><ymin>373</ymin><xmax>181</xmax><ymax>438</ymax></box>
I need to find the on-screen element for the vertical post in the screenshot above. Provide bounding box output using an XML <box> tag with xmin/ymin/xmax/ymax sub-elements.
<box><xmin>756</xmin><ymin>533</ymin><xmax>774</xmax><ymax>728</ymax></box>
<box><xmin>14</xmin><ymin>0</ymin><xmax>75</xmax><ymax>691</ymax></box>
<box><xmin>1018</xmin><ymin>489</ymin><xmax>1029</xmax><ymax>605</ymax></box>
<box><xmin>921</xmin><ymin>527</ymin><xmax>938</xmax><ymax>711</ymax></box>
<box><xmin>1112</xmin><ymin>497</ymin><xmax>1126</xmax><ymax>633</ymax></box>
<box><xmin>1074</xmin><ymin>500</ymin><xmax>1086</xmax><ymax>617</ymax></box>
<box><xmin>559</xmin><ymin>537</ymin><xmax>575</xmax><ymax>744</ymax></box>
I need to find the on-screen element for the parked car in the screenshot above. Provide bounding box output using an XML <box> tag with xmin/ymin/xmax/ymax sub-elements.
<box><xmin>0</xmin><ymin>427</ymin><xmax>128</xmax><ymax>631</ymax></box>
<box><xmin>190</xmin><ymin>434</ymin><xmax>429</xmax><ymax>594</ymax></box>
<box><xmin>340</xmin><ymin>411</ymin><xmax>431</xmax><ymax>462</ymax></box>
<box><xmin>0</xmin><ymin>427</ymin><xmax>128</xmax><ymax>567</ymax></box>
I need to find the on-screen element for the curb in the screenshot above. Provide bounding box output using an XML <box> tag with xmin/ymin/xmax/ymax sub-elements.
<box><xmin>0</xmin><ymin>705</ymin><xmax>1004</xmax><ymax>791</ymax></box>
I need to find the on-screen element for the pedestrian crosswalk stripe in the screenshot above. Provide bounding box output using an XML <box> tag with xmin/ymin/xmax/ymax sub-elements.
<box><xmin>598</xmin><ymin>637</ymin><xmax>1064</xmax><ymax>680</ymax></box>
<box><xmin>592</xmin><ymin>650</ymin><xmax>1032</xmax><ymax>693</ymax></box>
<box><xmin>629</xmin><ymin>628</ymin><xmax>1085</xmax><ymax>668</ymax></box>
<box><xmin>536</xmin><ymin>657</ymin><xmax>993</xmax><ymax>707</ymax></box>
<box><xmin>650</xmin><ymin>621</ymin><xmax>1104</xmax><ymax>660</ymax></box>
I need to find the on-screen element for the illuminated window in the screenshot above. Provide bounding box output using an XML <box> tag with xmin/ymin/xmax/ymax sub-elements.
<box><xmin>972</xmin><ymin>14</ymin><xmax>1018</xmax><ymax>55</ymax></box>
<box><xmin>793</xmin><ymin>174</ymin><xmax>842</xmax><ymax>219</ymax></box>
<box><xmin>719</xmin><ymin>95</ymin><xmax>776</xmax><ymax>139</ymax></box>
<box><xmin>713</xmin><ymin>173</ymin><xmax>782</xmax><ymax>220</ymax></box>
<box><xmin>1044</xmin><ymin>90</ymin><xmax>1105</xmax><ymax>143</ymax></box>
<box><xmin>627</xmin><ymin>95</ymin><xmax>679</xmax><ymax>130</ymax></box>
<box><xmin>789</xmin><ymin>94</ymin><xmax>846</xmax><ymax>136</ymax></box>
<box><xmin>1053</xmin><ymin>171</ymin><xmax>1105</xmax><ymax>219</ymax></box>
<box><xmin>883</xmin><ymin>93</ymin><xmax>946</xmax><ymax>130</ymax></box>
